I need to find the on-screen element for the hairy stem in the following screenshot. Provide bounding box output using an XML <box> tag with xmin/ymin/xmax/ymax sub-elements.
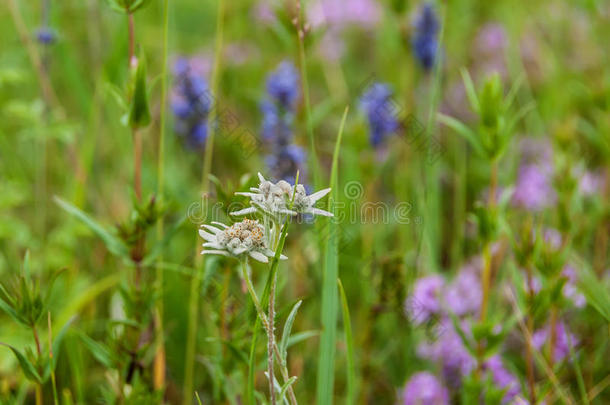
<box><xmin>268</xmin><ymin>271</ymin><xmax>277</xmax><ymax>405</ymax></box>
<box><xmin>525</xmin><ymin>265</ymin><xmax>537</xmax><ymax>404</ymax></box>
<box><xmin>240</xmin><ymin>260</ymin><xmax>298</xmax><ymax>405</ymax></box>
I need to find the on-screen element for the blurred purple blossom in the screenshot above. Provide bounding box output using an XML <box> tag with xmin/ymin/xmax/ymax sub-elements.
<box><xmin>412</xmin><ymin>4</ymin><xmax>440</xmax><ymax>70</ymax></box>
<box><xmin>512</xmin><ymin>164</ymin><xmax>556</xmax><ymax>211</ymax></box>
<box><xmin>483</xmin><ymin>355</ymin><xmax>522</xmax><ymax>404</ymax></box>
<box><xmin>561</xmin><ymin>266</ymin><xmax>586</xmax><ymax>308</ymax></box>
<box><xmin>532</xmin><ymin>321</ymin><xmax>578</xmax><ymax>363</ymax></box>
<box><xmin>400</xmin><ymin>372</ymin><xmax>449</xmax><ymax>405</ymax></box>
<box><xmin>360</xmin><ymin>83</ymin><xmax>399</xmax><ymax>147</ymax></box>
<box><xmin>308</xmin><ymin>0</ymin><xmax>381</xmax><ymax>29</ymax></box>
<box><xmin>417</xmin><ymin>319</ymin><xmax>476</xmax><ymax>388</ymax></box>
<box><xmin>261</xmin><ymin>61</ymin><xmax>307</xmax><ymax>183</ymax></box>
<box><xmin>405</xmin><ymin>275</ymin><xmax>444</xmax><ymax>325</ymax></box>
<box><xmin>36</xmin><ymin>27</ymin><xmax>56</xmax><ymax>45</ymax></box>
<box><xmin>444</xmin><ymin>269</ymin><xmax>481</xmax><ymax>316</ymax></box>
<box><xmin>171</xmin><ymin>57</ymin><xmax>212</xmax><ymax>149</ymax></box>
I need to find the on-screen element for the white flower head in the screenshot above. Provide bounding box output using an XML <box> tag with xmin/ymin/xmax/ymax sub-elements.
<box><xmin>199</xmin><ymin>219</ymin><xmax>287</xmax><ymax>263</ymax></box>
<box><xmin>230</xmin><ymin>173</ymin><xmax>333</xmax><ymax>219</ymax></box>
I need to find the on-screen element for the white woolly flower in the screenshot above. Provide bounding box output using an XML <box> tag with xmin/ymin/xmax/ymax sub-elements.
<box><xmin>230</xmin><ymin>173</ymin><xmax>333</xmax><ymax>219</ymax></box>
<box><xmin>199</xmin><ymin>219</ymin><xmax>287</xmax><ymax>263</ymax></box>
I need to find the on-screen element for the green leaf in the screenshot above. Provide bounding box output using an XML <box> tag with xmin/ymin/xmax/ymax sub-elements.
<box><xmin>576</xmin><ymin>258</ymin><xmax>610</xmax><ymax>322</ymax></box>
<box><xmin>142</xmin><ymin>216</ymin><xmax>186</xmax><ymax>266</ymax></box>
<box><xmin>278</xmin><ymin>376</ymin><xmax>297</xmax><ymax>404</ymax></box>
<box><xmin>338</xmin><ymin>278</ymin><xmax>356</xmax><ymax>405</ymax></box>
<box><xmin>317</xmin><ymin>106</ymin><xmax>348</xmax><ymax>405</ymax></box>
<box><xmin>0</xmin><ymin>295</ymin><xmax>21</xmax><ymax>325</ymax></box>
<box><xmin>460</xmin><ymin>68</ymin><xmax>480</xmax><ymax>113</ymax></box>
<box><xmin>280</xmin><ymin>300</ymin><xmax>302</xmax><ymax>361</ymax></box>
<box><xmin>129</xmin><ymin>51</ymin><xmax>151</xmax><ymax>129</ymax></box>
<box><xmin>78</xmin><ymin>332</ymin><xmax>115</xmax><ymax>368</ymax></box>
<box><xmin>437</xmin><ymin>113</ymin><xmax>486</xmax><ymax>158</ymax></box>
<box><xmin>43</xmin><ymin>317</ymin><xmax>76</xmax><ymax>381</ymax></box>
<box><xmin>54</xmin><ymin>197</ymin><xmax>128</xmax><ymax>258</ymax></box>
<box><xmin>0</xmin><ymin>343</ymin><xmax>42</xmax><ymax>383</ymax></box>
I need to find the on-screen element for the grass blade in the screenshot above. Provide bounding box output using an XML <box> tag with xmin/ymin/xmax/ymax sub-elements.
<box><xmin>316</xmin><ymin>106</ymin><xmax>348</xmax><ymax>405</ymax></box>
<box><xmin>338</xmin><ymin>278</ymin><xmax>355</xmax><ymax>404</ymax></box>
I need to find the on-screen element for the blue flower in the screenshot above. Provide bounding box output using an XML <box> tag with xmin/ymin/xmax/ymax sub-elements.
<box><xmin>171</xmin><ymin>58</ymin><xmax>212</xmax><ymax>149</ymax></box>
<box><xmin>412</xmin><ymin>4</ymin><xmax>439</xmax><ymax>70</ymax></box>
<box><xmin>36</xmin><ymin>27</ymin><xmax>56</xmax><ymax>45</ymax></box>
<box><xmin>265</xmin><ymin>144</ymin><xmax>307</xmax><ymax>185</ymax></box>
<box><xmin>266</xmin><ymin>61</ymin><xmax>300</xmax><ymax>109</ymax></box>
<box><xmin>260</xmin><ymin>61</ymin><xmax>306</xmax><ymax>183</ymax></box>
<box><xmin>359</xmin><ymin>83</ymin><xmax>399</xmax><ymax>146</ymax></box>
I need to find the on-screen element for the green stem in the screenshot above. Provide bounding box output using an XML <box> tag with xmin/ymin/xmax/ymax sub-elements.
<box><xmin>153</xmin><ymin>0</ymin><xmax>170</xmax><ymax>392</ymax></box>
<box><xmin>240</xmin><ymin>260</ymin><xmax>298</xmax><ymax>405</ymax></box>
<box><xmin>184</xmin><ymin>1</ymin><xmax>225</xmax><ymax>403</ymax></box>
<box><xmin>268</xmin><ymin>271</ymin><xmax>277</xmax><ymax>405</ymax></box>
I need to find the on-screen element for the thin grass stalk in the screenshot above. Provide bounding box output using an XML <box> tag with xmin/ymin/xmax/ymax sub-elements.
<box><xmin>525</xmin><ymin>263</ymin><xmax>536</xmax><ymax>404</ymax></box>
<box><xmin>183</xmin><ymin>1</ymin><xmax>225</xmax><ymax>403</ymax></box>
<box><xmin>421</xmin><ymin>2</ymin><xmax>446</xmax><ymax>274</ymax></box>
<box><xmin>268</xmin><ymin>270</ymin><xmax>277</xmax><ymax>405</ymax></box>
<box><xmin>48</xmin><ymin>313</ymin><xmax>59</xmax><ymax>405</ymax></box>
<box><xmin>316</xmin><ymin>107</ymin><xmax>348</xmax><ymax>405</ymax></box>
<box><xmin>153</xmin><ymin>0</ymin><xmax>170</xmax><ymax>392</ymax></box>
<box><xmin>295</xmin><ymin>0</ymin><xmax>320</xmax><ymax>188</ymax></box>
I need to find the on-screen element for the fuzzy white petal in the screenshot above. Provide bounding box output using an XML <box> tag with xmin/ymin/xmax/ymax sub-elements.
<box><xmin>211</xmin><ymin>221</ymin><xmax>229</xmax><ymax>228</ymax></box>
<box><xmin>308</xmin><ymin>188</ymin><xmax>332</xmax><ymax>203</ymax></box>
<box><xmin>202</xmin><ymin>242</ymin><xmax>222</xmax><ymax>248</ymax></box>
<box><xmin>202</xmin><ymin>224</ymin><xmax>222</xmax><ymax>234</ymax></box>
<box><xmin>308</xmin><ymin>207</ymin><xmax>334</xmax><ymax>217</ymax></box>
<box><xmin>201</xmin><ymin>250</ymin><xmax>230</xmax><ymax>257</ymax></box>
<box><xmin>257</xmin><ymin>172</ymin><xmax>266</xmax><ymax>183</ymax></box>
<box><xmin>249</xmin><ymin>251</ymin><xmax>269</xmax><ymax>263</ymax></box>
<box><xmin>230</xmin><ymin>207</ymin><xmax>257</xmax><ymax>216</ymax></box>
<box><xmin>199</xmin><ymin>229</ymin><xmax>217</xmax><ymax>241</ymax></box>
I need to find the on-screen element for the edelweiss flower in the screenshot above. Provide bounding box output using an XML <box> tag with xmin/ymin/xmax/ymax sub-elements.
<box><xmin>230</xmin><ymin>173</ymin><xmax>333</xmax><ymax>218</ymax></box>
<box><xmin>199</xmin><ymin>219</ymin><xmax>286</xmax><ymax>263</ymax></box>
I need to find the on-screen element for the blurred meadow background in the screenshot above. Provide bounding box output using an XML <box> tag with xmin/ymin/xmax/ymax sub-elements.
<box><xmin>1</xmin><ymin>0</ymin><xmax>610</xmax><ymax>404</ymax></box>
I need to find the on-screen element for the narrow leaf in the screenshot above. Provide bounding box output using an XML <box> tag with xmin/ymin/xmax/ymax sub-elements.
<box><xmin>280</xmin><ymin>300</ymin><xmax>302</xmax><ymax>360</ymax></box>
<box><xmin>0</xmin><ymin>343</ymin><xmax>42</xmax><ymax>383</ymax></box>
<box><xmin>54</xmin><ymin>197</ymin><xmax>128</xmax><ymax>258</ymax></box>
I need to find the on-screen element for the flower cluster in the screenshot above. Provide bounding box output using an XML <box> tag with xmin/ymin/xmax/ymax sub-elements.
<box><xmin>261</xmin><ymin>62</ymin><xmax>306</xmax><ymax>183</ymax></box>
<box><xmin>171</xmin><ymin>57</ymin><xmax>212</xmax><ymax>149</ymax></box>
<box><xmin>359</xmin><ymin>83</ymin><xmax>399</xmax><ymax>147</ymax></box>
<box><xmin>512</xmin><ymin>138</ymin><xmax>556</xmax><ymax>211</ymax></box>
<box><xmin>400</xmin><ymin>372</ymin><xmax>449</xmax><ymax>405</ymax></box>
<box><xmin>412</xmin><ymin>4</ymin><xmax>440</xmax><ymax>70</ymax></box>
<box><xmin>405</xmin><ymin>256</ymin><xmax>526</xmax><ymax>403</ymax></box>
<box><xmin>200</xmin><ymin>173</ymin><xmax>333</xmax><ymax>262</ymax></box>
<box><xmin>231</xmin><ymin>173</ymin><xmax>332</xmax><ymax>219</ymax></box>
<box><xmin>200</xmin><ymin>219</ymin><xmax>284</xmax><ymax>263</ymax></box>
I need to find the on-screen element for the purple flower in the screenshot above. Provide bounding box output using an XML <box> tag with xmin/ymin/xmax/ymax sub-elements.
<box><xmin>483</xmin><ymin>355</ymin><xmax>522</xmax><ymax>404</ymax></box>
<box><xmin>412</xmin><ymin>4</ymin><xmax>440</xmax><ymax>70</ymax></box>
<box><xmin>512</xmin><ymin>164</ymin><xmax>556</xmax><ymax>211</ymax></box>
<box><xmin>360</xmin><ymin>83</ymin><xmax>399</xmax><ymax>147</ymax></box>
<box><xmin>444</xmin><ymin>269</ymin><xmax>481</xmax><ymax>316</ymax></box>
<box><xmin>417</xmin><ymin>319</ymin><xmax>476</xmax><ymax>388</ymax></box>
<box><xmin>266</xmin><ymin>61</ymin><xmax>300</xmax><ymax>110</ymax></box>
<box><xmin>261</xmin><ymin>62</ymin><xmax>306</xmax><ymax>183</ymax></box>
<box><xmin>401</xmin><ymin>372</ymin><xmax>449</xmax><ymax>405</ymax></box>
<box><xmin>561</xmin><ymin>266</ymin><xmax>586</xmax><ymax>308</ymax></box>
<box><xmin>532</xmin><ymin>322</ymin><xmax>578</xmax><ymax>363</ymax></box>
<box><xmin>406</xmin><ymin>275</ymin><xmax>444</xmax><ymax>325</ymax></box>
<box><xmin>36</xmin><ymin>27</ymin><xmax>56</xmax><ymax>45</ymax></box>
<box><xmin>171</xmin><ymin>57</ymin><xmax>212</xmax><ymax>149</ymax></box>
<box><xmin>578</xmin><ymin>170</ymin><xmax>602</xmax><ymax>197</ymax></box>
<box><xmin>308</xmin><ymin>0</ymin><xmax>381</xmax><ymax>29</ymax></box>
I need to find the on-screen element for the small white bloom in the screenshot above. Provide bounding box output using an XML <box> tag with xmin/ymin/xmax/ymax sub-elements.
<box><xmin>199</xmin><ymin>219</ymin><xmax>286</xmax><ymax>263</ymax></box>
<box><xmin>231</xmin><ymin>173</ymin><xmax>334</xmax><ymax>219</ymax></box>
